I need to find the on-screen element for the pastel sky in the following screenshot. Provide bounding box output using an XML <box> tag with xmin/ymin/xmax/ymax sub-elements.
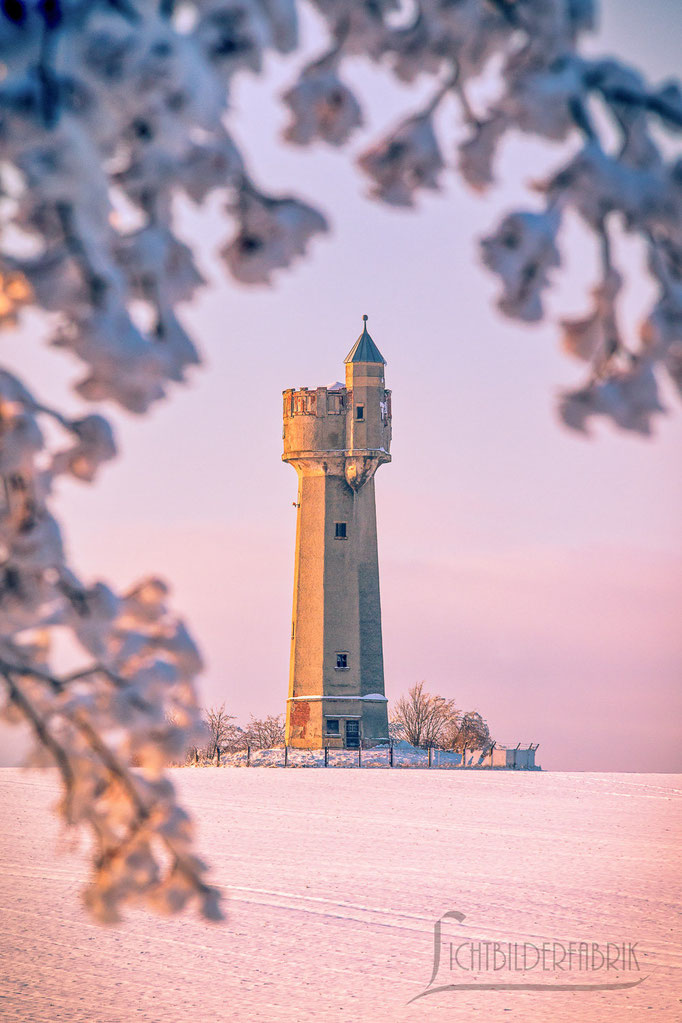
<box><xmin>2</xmin><ymin>0</ymin><xmax>681</xmax><ymax>770</ymax></box>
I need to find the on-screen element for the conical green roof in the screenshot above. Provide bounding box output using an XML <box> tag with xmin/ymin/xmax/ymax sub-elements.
<box><xmin>344</xmin><ymin>315</ymin><xmax>386</xmax><ymax>365</ymax></box>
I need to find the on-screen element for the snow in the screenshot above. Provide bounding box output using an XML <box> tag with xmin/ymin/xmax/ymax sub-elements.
<box><xmin>1</xmin><ymin>768</ymin><xmax>680</xmax><ymax>1022</ymax></box>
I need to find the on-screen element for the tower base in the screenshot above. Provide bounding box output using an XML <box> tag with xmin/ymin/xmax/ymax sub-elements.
<box><xmin>286</xmin><ymin>696</ymin><xmax>389</xmax><ymax>749</ymax></box>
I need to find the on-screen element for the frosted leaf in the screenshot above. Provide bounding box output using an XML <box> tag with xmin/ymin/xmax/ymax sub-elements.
<box><xmin>18</xmin><ymin>250</ymin><xmax>85</xmax><ymax>314</ymax></box>
<box><xmin>10</xmin><ymin>628</ymin><xmax>52</xmax><ymax>671</ymax></box>
<box><xmin>108</xmin><ymin>629</ymin><xmax>152</xmax><ymax>672</ymax></box>
<box><xmin>201</xmin><ymin>886</ymin><xmax>224</xmax><ymax>921</ymax></box>
<box><xmin>539</xmin><ymin>142</ymin><xmax>668</xmax><ymax>233</ymax></box>
<box><xmin>178</xmin><ymin>131</ymin><xmax>244</xmax><ymax>202</ymax></box>
<box><xmin>15</xmin><ymin>124</ymin><xmax>111</xmax><ymax>235</ymax></box>
<box><xmin>500</xmin><ymin>56</ymin><xmax>585</xmax><ymax>142</ymax></box>
<box><xmin>77</xmin><ymin>12</ymin><xmax>140</xmax><ymax>85</ymax></box>
<box><xmin>652</xmin><ymin>81</ymin><xmax>682</xmax><ymax>133</ymax></box>
<box><xmin>260</xmin><ymin>0</ymin><xmax>299</xmax><ymax>53</ymax></box>
<box><xmin>0</xmin><ymin>268</ymin><xmax>32</xmax><ymax>327</ymax></box>
<box><xmin>560</xmin><ymin>269</ymin><xmax>622</xmax><ymax>362</ymax></box>
<box><xmin>640</xmin><ymin>282</ymin><xmax>682</xmax><ymax>355</ymax></box>
<box><xmin>618</xmin><ymin>120</ymin><xmax>661</xmax><ymax>172</ymax></box>
<box><xmin>481</xmin><ymin>208</ymin><xmax>561</xmax><ymax>322</ymax></box>
<box><xmin>154</xmin><ymin>307</ymin><xmax>201</xmax><ymax>382</ymax></box>
<box><xmin>283</xmin><ymin>68</ymin><xmax>362</xmax><ymax>147</ymax></box>
<box><xmin>10</xmin><ymin>510</ymin><xmax>64</xmax><ymax>570</ymax></box>
<box><xmin>559</xmin><ymin>359</ymin><xmax>665</xmax><ymax>435</ymax></box>
<box><xmin>0</xmin><ymin>370</ymin><xmax>38</xmax><ymax>409</ymax></box>
<box><xmin>115</xmin><ymin>226</ymin><xmax>205</xmax><ymax>304</ymax></box>
<box><xmin>123</xmin><ymin>578</ymin><xmax>170</xmax><ymax>621</ymax></box>
<box><xmin>640</xmin><ymin>279</ymin><xmax>682</xmax><ymax>396</ymax></box>
<box><xmin>0</xmin><ymin>405</ymin><xmax>43</xmax><ymax>475</ymax></box>
<box><xmin>601</xmin><ymin>362</ymin><xmax>665</xmax><ymax>434</ymax></box>
<box><xmin>567</xmin><ymin>0</ymin><xmax>597</xmax><ymax>34</ymax></box>
<box><xmin>53</xmin><ymin>300</ymin><xmax>169</xmax><ymax>414</ymax></box>
<box><xmin>382</xmin><ymin>18</ymin><xmax>445</xmax><ymax>85</ymax></box>
<box><xmin>664</xmin><ymin>343</ymin><xmax>682</xmax><ymax>395</ymax></box>
<box><xmin>65</xmin><ymin>581</ymin><xmax>120</xmax><ymax>656</ymax></box>
<box><xmin>382</xmin><ymin>0</ymin><xmax>506</xmax><ymax>83</ymax></box>
<box><xmin>457</xmin><ymin>114</ymin><xmax>507</xmax><ymax>192</ymax></box>
<box><xmin>161</xmin><ymin>621</ymin><xmax>204</xmax><ymax>678</ymax></box>
<box><xmin>83</xmin><ymin>884</ymin><xmax>121</xmax><ymax>925</ymax></box>
<box><xmin>560</xmin><ymin>311</ymin><xmax>601</xmax><ymax>361</ymax></box>
<box><xmin>586</xmin><ymin>59</ymin><xmax>647</xmax><ymax>127</ymax></box>
<box><xmin>193</xmin><ymin>0</ymin><xmax>272</xmax><ymax>76</ymax></box>
<box><xmin>122</xmin><ymin>842</ymin><xmax>161</xmax><ymax>889</ymax></box>
<box><xmin>358</xmin><ymin>114</ymin><xmax>445</xmax><ymax>206</ymax></box>
<box><xmin>131</xmin><ymin>659</ymin><xmax>182</xmax><ymax>695</ymax></box>
<box><xmin>222</xmin><ymin>189</ymin><xmax>328</xmax><ymax>284</ymax></box>
<box><xmin>333</xmin><ymin>0</ymin><xmax>397</xmax><ymax>59</ymax></box>
<box><xmin>147</xmin><ymin>867</ymin><xmax>195</xmax><ymax>915</ymax></box>
<box><xmin>51</xmin><ymin>415</ymin><xmax>117</xmax><ymax>482</ymax></box>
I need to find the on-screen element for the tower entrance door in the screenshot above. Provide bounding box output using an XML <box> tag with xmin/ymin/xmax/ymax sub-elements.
<box><xmin>345</xmin><ymin>720</ymin><xmax>360</xmax><ymax>749</ymax></box>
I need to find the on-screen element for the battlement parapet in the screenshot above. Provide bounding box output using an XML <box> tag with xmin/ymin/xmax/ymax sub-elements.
<box><xmin>282</xmin><ymin>386</ymin><xmax>349</xmax><ymax>419</ymax></box>
<box><xmin>283</xmin><ymin>386</ymin><xmax>392</xmax><ymax>420</ymax></box>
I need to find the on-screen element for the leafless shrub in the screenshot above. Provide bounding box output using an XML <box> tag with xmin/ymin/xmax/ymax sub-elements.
<box><xmin>243</xmin><ymin>714</ymin><xmax>286</xmax><ymax>749</ymax></box>
<box><xmin>204</xmin><ymin>705</ymin><xmax>244</xmax><ymax>758</ymax></box>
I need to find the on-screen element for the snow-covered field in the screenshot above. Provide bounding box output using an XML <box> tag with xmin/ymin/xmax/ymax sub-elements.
<box><xmin>1</xmin><ymin>768</ymin><xmax>680</xmax><ymax>1023</ymax></box>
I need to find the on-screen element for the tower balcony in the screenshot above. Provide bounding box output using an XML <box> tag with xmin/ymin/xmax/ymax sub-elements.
<box><xmin>283</xmin><ymin>385</ymin><xmax>392</xmax><ymax>485</ymax></box>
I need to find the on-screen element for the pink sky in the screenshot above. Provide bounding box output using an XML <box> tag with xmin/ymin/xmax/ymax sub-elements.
<box><xmin>1</xmin><ymin>0</ymin><xmax>680</xmax><ymax>770</ymax></box>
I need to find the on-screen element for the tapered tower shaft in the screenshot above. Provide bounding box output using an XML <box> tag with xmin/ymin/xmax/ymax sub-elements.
<box><xmin>283</xmin><ymin>317</ymin><xmax>392</xmax><ymax>748</ymax></box>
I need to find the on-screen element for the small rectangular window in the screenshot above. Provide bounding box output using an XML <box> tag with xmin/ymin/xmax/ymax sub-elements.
<box><xmin>336</xmin><ymin>653</ymin><xmax>348</xmax><ymax>669</ymax></box>
<box><xmin>355</xmin><ymin>404</ymin><xmax>364</xmax><ymax>421</ymax></box>
<box><xmin>334</xmin><ymin>522</ymin><xmax>347</xmax><ymax>538</ymax></box>
<box><xmin>326</xmin><ymin>718</ymin><xmax>340</xmax><ymax>735</ymax></box>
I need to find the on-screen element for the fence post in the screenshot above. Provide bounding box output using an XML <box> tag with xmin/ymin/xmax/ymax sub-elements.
<box><xmin>324</xmin><ymin>746</ymin><xmax>329</xmax><ymax>767</ymax></box>
<box><xmin>284</xmin><ymin>745</ymin><xmax>289</xmax><ymax>768</ymax></box>
<box><xmin>390</xmin><ymin>744</ymin><xmax>394</xmax><ymax>768</ymax></box>
<box><xmin>246</xmin><ymin>745</ymin><xmax>251</xmax><ymax>767</ymax></box>
<box><xmin>428</xmin><ymin>746</ymin><xmax>432</xmax><ymax>768</ymax></box>
<box><xmin>358</xmin><ymin>743</ymin><xmax>362</xmax><ymax>768</ymax></box>
<box><xmin>194</xmin><ymin>748</ymin><xmax>199</xmax><ymax>766</ymax></box>
<box><xmin>462</xmin><ymin>746</ymin><xmax>466</xmax><ymax>769</ymax></box>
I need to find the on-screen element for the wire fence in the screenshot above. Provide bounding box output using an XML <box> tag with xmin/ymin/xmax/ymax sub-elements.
<box><xmin>188</xmin><ymin>744</ymin><xmax>540</xmax><ymax>770</ymax></box>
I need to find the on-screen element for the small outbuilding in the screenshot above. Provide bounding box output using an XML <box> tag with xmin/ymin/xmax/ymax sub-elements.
<box><xmin>489</xmin><ymin>744</ymin><xmax>539</xmax><ymax>769</ymax></box>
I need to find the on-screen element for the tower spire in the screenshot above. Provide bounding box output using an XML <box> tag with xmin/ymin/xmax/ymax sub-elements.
<box><xmin>344</xmin><ymin>314</ymin><xmax>386</xmax><ymax>365</ymax></box>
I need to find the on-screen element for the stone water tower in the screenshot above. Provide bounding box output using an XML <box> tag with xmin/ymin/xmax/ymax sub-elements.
<box><xmin>283</xmin><ymin>316</ymin><xmax>392</xmax><ymax>748</ymax></box>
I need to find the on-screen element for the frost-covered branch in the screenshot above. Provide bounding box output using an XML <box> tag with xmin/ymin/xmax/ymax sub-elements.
<box><xmin>0</xmin><ymin>369</ymin><xmax>219</xmax><ymax>921</ymax></box>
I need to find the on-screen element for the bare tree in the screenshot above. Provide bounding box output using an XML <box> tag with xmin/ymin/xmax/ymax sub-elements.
<box><xmin>244</xmin><ymin>715</ymin><xmax>286</xmax><ymax>749</ymax></box>
<box><xmin>204</xmin><ymin>705</ymin><xmax>239</xmax><ymax>760</ymax></box>
<box><xmin>440</xmin><ymin>711</ymin><xmax>493</xmax><ymax>753</ymax></box>
<box><xmin>390</xmin><ymin>682</ymin><xmax>459</xmax><ymax>749</ymax></box>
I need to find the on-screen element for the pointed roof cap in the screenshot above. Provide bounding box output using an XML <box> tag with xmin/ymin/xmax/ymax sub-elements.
<box><xmin>344</xmin><ymin>315</ymin><xmax>386</xmax><ymax>365</ymax></box>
